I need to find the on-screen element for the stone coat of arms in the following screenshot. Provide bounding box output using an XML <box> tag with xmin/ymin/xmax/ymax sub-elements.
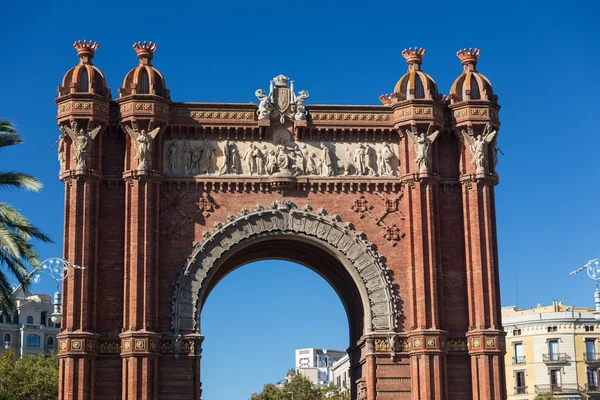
<box><xmin>255</xmin><ymin>75</ymin><xmax>309</xmax><ymax>123</ymax></box>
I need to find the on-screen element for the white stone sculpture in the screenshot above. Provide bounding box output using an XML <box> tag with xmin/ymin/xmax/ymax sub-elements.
<box><xmin>320</xmin><ymin>143</ymin><xmax>334</xmax><ymax>176</ymax></box>
<box><xmin>265</xmin><ymin>150</ymin><xmax>278</xmax><ymax>175</ymax></box>
<box><xmin>380</xmin><ymin>143</ymin><xmax>395</xmax><ymax>176</ymax></box>
<box><xmin>461</xmin><ymin>124</ymin><xmax>497</xmax><ymax>174</ymax></box>
<box><xmin>219</xmin><ymin>141</ymin><xmax>241</xmax><ymax>175</ymax></box>
<box><xmin>243</xmin><ymin>143</ymin><xmax>265</xmax><ymax>175</ymax></box>
<box><xmin>255</xmin><ymin>89</ymin><xmax>273</xmax><ymax>120</ymax></box>
<box><xmin>344</xmin><ymin>147</ymin><xmax>355</xmax><ymax>176</ymax></box>
<box><xmin>255</xmin><ymin>75</ymin><xmax>309</xmax><ymax>123</ymax></box>
<box><xmin>405</xmin><ymin>127</ymin><xmax>440</xmax><ymax>174</ymax></box>
<box><xmin>61</xmin><ymin>122</ymin><xmax>101</xmax><ymax>169</ymax></box>
<box><xmin>57</xmin><ymin>130</ymin><xmax>67</xmax><ymax>169</ymax></box>
<box><xmin>167</xmin><ymin>142</ymin><xmax>178</xmax><ymax>173</ymax></box>
<box><xmin>363</xmin><ymin>145</ymin><xmax>377</xmax><ymax>176</ymax></box>
<box><xmin>294</xmin><ymin>90</ymin><xmax>309</xmax><ymax>121</ymax></box>
<box><xmin>125</xmin><ymin>126</ymin><xmax>161</xmax><ymax>170</ymax></box>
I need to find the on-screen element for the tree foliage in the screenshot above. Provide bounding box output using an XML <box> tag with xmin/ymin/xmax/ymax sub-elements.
<box><xmin>0</xmin><ymin>353</ymin><xmax>59</xmax><ymax>399</ymax></box>
<box><xmin>250</xmin><ymin>373</ymin><xmax>350</xmax><ymax>400</ymax></box>
<box><xmin>0</xmin><ymin>119</ymin><xmax>52</xmax><ymax>312</ymax></box>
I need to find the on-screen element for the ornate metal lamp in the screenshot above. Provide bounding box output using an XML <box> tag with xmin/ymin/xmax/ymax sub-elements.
<box><xmin>570</xmin><ymin>258</ymin><xmax>600</xmax><ymax>320</ymax></box>
<box><xmin>32</xmin><ymin>258</ymin><xmax>85</xmax><ymax>324</ymax></box>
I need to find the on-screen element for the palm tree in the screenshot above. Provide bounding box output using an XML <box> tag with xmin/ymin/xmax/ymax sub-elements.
<box><xmin>0</xmin><ymin>119</ymin><xmax>52</xmax><ymax>311</ymax></box>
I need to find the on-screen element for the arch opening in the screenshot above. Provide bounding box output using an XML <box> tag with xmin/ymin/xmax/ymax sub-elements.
<box><xmin>201</xmin><ymin>260</ymin><xmax>351</xmax><ymax>399</ymax></box>
<box><xmin>170</xmin><ymin>202</ymin><xmax>399</xmax><ymax>339</ymax></box>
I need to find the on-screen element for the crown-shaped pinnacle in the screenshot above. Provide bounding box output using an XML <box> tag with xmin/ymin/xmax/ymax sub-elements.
<box><xmin>133</xmin><ymin>41</ymin><xmax>158</xmax><ymax>61</ymax></box>
<box><xmin>73</xmin><ymin>40</ymin><xmax>99</xmax><ymax>63</ymax></box>
<box><xmin>457</xmin><ymin>48</ymin><xmax>481</xmax><ymax>65</ymax></box>
<box><xmin>379</xmin><ymin>94</ymin><xmax>392</xmax><ymax>105</ymax></box>
<box><xmin>402</xmin><ymin>47</ymin><xmax>426</xmax><ymax>65</ymax></box>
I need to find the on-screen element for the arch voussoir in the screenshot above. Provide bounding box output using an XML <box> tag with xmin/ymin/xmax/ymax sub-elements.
<box><xmin>170</xmin><ymin>201</ymin><xmax>399</xmax><ymax>335</ymax></box>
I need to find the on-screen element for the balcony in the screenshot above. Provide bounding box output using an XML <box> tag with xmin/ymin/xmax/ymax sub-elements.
<box><xmin>587</xmin><ymin>384</ymin><xmax>600</xmax><ymax>393</ymax></box>
<box><xmin>585</xmin><ymin>353</ymin><xmax>600</xmax><ymax>363</ymax></box>
<box><xmin>513</xmin><ymin>356</ymin><xmax>526</xmax><ymax>365</ymax></box>
<box><xmin>535</xmin><ymin>384</ymin><xmax>579</xmax><ymax>394</ymax></box>
<box><xmin>514</xmin><ymin>386</ymin><xmax>527</xmax><ymax>394</ymax></box>
<box><xmin>542</xmin><ymin>353</ymin><xmax>570</xmax><ymax>364</ymax></box>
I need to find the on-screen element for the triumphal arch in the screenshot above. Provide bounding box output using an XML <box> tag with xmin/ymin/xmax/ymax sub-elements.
<box><xmin>55</xmin><ymin>40</ymin><xmax>505</xmax><ymax>399</ymax></box>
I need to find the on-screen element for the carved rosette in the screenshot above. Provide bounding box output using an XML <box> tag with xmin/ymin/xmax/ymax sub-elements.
<box><xmin>170</xmin><ymin>201</ymin><xmax>399</xmax><ymax>333</ymax></box>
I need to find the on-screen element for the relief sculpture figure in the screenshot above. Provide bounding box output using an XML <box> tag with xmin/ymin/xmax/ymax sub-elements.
<box><xmin>380</xmin><ymin>143</ymin><xmax>395</xmax><ymax>176</ymax></box>
<box><xmin>61</xmin><ymin>121</ymin><xmax>101</xmax><ymax>169</ymax></box>
<box><xmin>266</xmin><ymin>150</ymin><xmax>278</xmax><ymax>175</ymax></box>
<box><xmin>125</xmin><ymin>126</ymin><xmax>161</xmax><ymax>170</ymax></box>
<box><xmin>363</xmin><ymin>145</ymin><xmax>377</xmax><ymax>176</ymax></box>
<box><xmin>183</xmin><ymin>141</ymin><xmax>193</xmax><ymax>175</ymax></box>
<box><xmin>243</xmin><ymin>144</ymin><xmax>257</xmax><ymax>175</ymax></box>
<box><xmin>344</xmin><ymin>147</ymin><xmax>355</xmax><ymax>176</ymax></box>
<box><xmin>57</xmin><ymin>130</ymin><xmax>67</xmax><ymax>169</ymax></box>
<box><xmin>461</xmin><ymin>124</ymin><xmax>497</xmax><ymax>174</ymax></box>
<box><xmin>320</xmin><ymin>143</ymin><xmax>334</xmax><ymax>176</ymax></box>
<box><xmin>219</xmin><ymin>141</ymin><xmax>241</xmax><ymax>175</ymax></box>
<box><xmin>167</xmin><ymin>142</ymin><xmax>178</xmax><ymax>173</ymax></box>
<box><xmin>406</xmin><ymin>127</ymin><xmax>439</xmax><ymax>174</ymax></box>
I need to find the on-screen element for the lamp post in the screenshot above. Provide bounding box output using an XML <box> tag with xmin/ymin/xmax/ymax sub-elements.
<box><xmin>287</xmin><ymin>391</ymin><xmax>294</xmax><ymax>400</ymax></box>
<box><xmin>31</xmin><ymin>258</ymin><xmax>85</xmax><ymax>325</ymax></box>
<box><xmin>570</xmin><ymin>258</ymin><xmax>600</xmax><ymax>320</ymax></box>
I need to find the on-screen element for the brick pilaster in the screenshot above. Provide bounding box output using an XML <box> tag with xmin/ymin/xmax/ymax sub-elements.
<box><xmin>121</xmin><ymin>170</ymin><xmax>162</xmax><ymax>400</ymax></box>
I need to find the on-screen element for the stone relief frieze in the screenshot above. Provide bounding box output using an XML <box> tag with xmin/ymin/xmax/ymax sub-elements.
<box><xmin>170</xmin><ymin>201</ymin><xmax>400</xmax><ymax>334</ymax></box>
<box><xmin>162</xmin><ymin>139</ymin><xmax>399</xmax><ymax>178</ymax></box>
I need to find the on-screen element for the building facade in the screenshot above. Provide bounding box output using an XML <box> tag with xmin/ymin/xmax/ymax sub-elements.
<box><xmin>0</xmin><ymin>288</ymin><xmax>60</xmax><ymax>358</ymax></box>
<box><xmin>331</xmin><ymin>354</ymin><xmax>351</xmax><ymax>391</ymax></box>
<box><xmin>55</xmin><ymin>40</ymin><xmax>504</xmax><ymax>400</ymax></box>
<box><xmin>503</xmin><ymin>302</ymin><xmax>600</xmax><ymax>399</ymax></box>
<box><xmin>295</xmin><ymin>348</ymin><xmax>347</xmax><ymax>385</ymax></box>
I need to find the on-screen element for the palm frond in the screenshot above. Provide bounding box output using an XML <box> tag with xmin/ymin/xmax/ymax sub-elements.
<box><xmin>0</xmin><ymin>171</ymin><xmax>43</xmax><ymax>192</ymax></box>
<box><xmin>0</xmin><ymin>120</ymin><xmax>22</xmax><ymax>150</ymax></box>
<box><xmin>0</xmin><ymin>203</ymin><xmax>52</xmax><ymax>243</ymax></box>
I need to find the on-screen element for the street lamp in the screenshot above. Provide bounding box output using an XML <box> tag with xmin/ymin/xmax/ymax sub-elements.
<box><xmin>287</xmin><ymin>391</ymin><xmax>294</xmax><ymax>400</ymax></box>
<box><xmin>31</xmin><ymin>258</ymin><xmax>85</xmax><ymax>324</ymax></box>
<box><xmin>570</xmin><ymin>258</ymin><xmax>600</xmax><ymax>320</ymax></box>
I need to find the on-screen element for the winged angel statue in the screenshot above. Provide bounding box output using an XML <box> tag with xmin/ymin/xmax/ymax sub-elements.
<box><xmin>460</xmin><ymin>124</ymin><xmax>497</xmax><ymax>174</ymax></box>
<box><xmin>405</xmin><ymin>127</ymin><xmax>440</xmax><ymax>174</ymax></box>
<box><xmin>60</xmin><ymin>122</ymin><xmax>101</xmax><ymax>169</ymax></box>
<box><xmin>125</xmin><ymin>126</ymin><xmax>161</xmax><ymax>170</ymax></box>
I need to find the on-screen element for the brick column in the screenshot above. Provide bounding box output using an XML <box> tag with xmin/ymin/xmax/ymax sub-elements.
<box><xmin>58</xmin><ymin>166</ymin><xmax>102</xmax><ymax>400</ymax></box>
<box><xmin>461</xmin><ymin>174</ymin><xmax>506</xmax><ymax>400</ymax></box>
<box><xmin>402</xmin><ymin>128</ymin><xmax>448</xmax><ymax>400</ymax></box>
<box><xmin>121</xmin><ymin>170</ymin><xmax>162</xmax><ymax>400</ymax></box>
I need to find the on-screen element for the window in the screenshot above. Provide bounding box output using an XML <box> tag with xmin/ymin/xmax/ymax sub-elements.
<box><xmin>515</xmin><ymin>371</ymin><xmax>526</xmax><ymax>394</ymax></box>
<box><xmin>26</xmin><ymin>334</ymin><xmax>40</xmax><ymax>347</ymax></box>
<box><xmin>138</xmin><ymin>68</ymin><xmax>150</xmax><ymax>94</ymax></box>
<box><xmin>514</xmin><ymin>343</ymin><xmax>525</xmax><ymax>364</ymax></box>
<box><xmin>13</xmin><ymin>313</ymin><xmax>18</xmax><ymax>325</ymax></box>
<box><xmin>47</xmin><ymin>336</ymin><xmax>54</xmax><ymax>348</ymax></box>
<box><xmin>550</xmin><ymin>369</ymin><xmax>561</xmax><ymax>389</ymax></box>
<box><xmin>586</xmin><ymin>325</ymin><xmax>595</xmax><ymax>332</ymax></box>
<box><xmin>77</xmin><ymin>68</ymin><xmax>89</xmax><ymax>92</ymax></box>
<box><xmin>512</xmin><ymin>329</ymin><xmax>522</xmax><ymax>336</ymax></box>
<box><xmin>587</xmin><ymin>339</ymin><xmax>597</xmax><ymax>361</ymax></box>
<box><xmin>548</xmin><ymin>340</ymin><xmax>559</xmax><ymax>361</ymax></box>
<box><xmin>547</xmin><ymin>326</ymin><xmax>557</xmax><ymax>333</ymax></box>
<box><xmin>26</xmin><ymin>316</ymin><xmax>33</xmax><ymax>324</ymax></box>
<box><xmin>41</xmin><ymin>312</ymin><xmax>46</xmax><ymax>326</ymax></box>
<box><xmin>469</xmin><ymin>75</ymin><xmax>481</xmax><ymax>100</ymax></box>
<box><xmin>588</xmin><ymin>368</ymin><xmax>598</xmax><ymax>390</ymax></box>
<box><xmin>3</xmin><ymin>333</ymin><xmax>11</xmax><ymax>344</ymax></box>
<box><xmin>0</xmin><ymin>313</ymin><xmax>3</xmax><ymax>323</ymax></box>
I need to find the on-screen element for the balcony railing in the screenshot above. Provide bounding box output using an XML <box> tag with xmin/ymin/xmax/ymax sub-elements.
<box><xmin>513</xmin><ymin>356</ymin><xmax>526</xmax><ymax>364</ymax></box>
<box><xmin>514</xmin><ymin>386</ymin><xmax>527</xmax><ymax>394</ymax></box>
<box><xmin>584</xmin><ymin>352</ymin><xmax>600</xmax><ymax>362</ymax></box>
<box><xmin>535</xmin><ymin>384</ymin><xmax>579</xmax><ymax>393</ymax></box>
<box><xmin>587</xmin><ymin>384</ymin><xmax>600</xmax><ymax>393</ymax></box>
<box><xmin>542</xmin><ymin>353</ymin><xmax>570</xmax><ymax>363</ymax></box>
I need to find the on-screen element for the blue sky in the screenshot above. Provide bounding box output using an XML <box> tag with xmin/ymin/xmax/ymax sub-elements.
<box><xmin>1</xmin><ymin>0</ymin><xmax>600</xmax><ymax>398</ymax></box>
